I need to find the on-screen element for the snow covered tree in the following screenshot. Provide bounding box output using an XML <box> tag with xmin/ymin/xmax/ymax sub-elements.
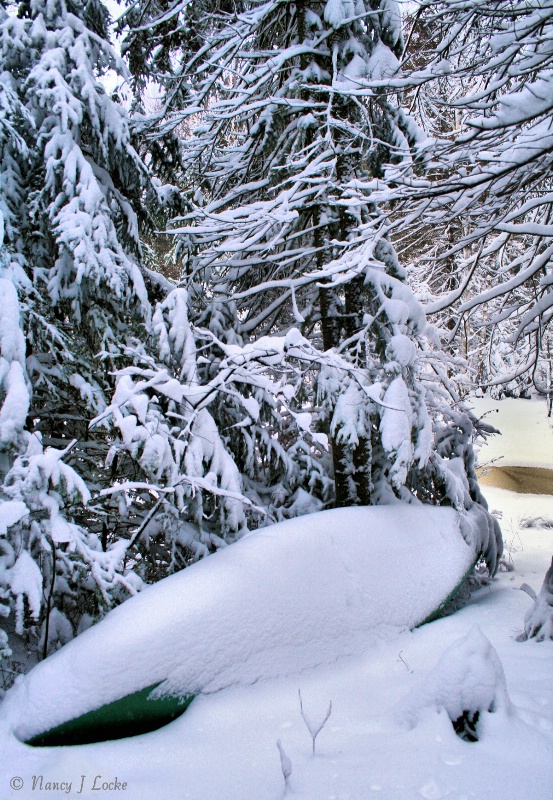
<box><xmin>129</xmin><ymin>0</ymin><xmax>502</xmax><ymax>564</ymax></box>
<box><xmin>0</xmin><ymin>0</ymin><xmax>507</xmax><ymax>673</ymax></box>
<box><xmin>0</xmin><ymin>0</ymin><xmax>168</xmax><ymax>664</ymax></box>
<box><xmin>148</xmin><ymin>0</ymin><xmax>429</xmax><ymax>508</ymax></box>
<box><xmin>387</xmin><ymin>0</ymin><xmax>553</xmax><ymax>392</ymax></box>
<box><xmin>0</xmin><ymin>0</ymin><xmax>253</xmax><ymax>667</ymax></box>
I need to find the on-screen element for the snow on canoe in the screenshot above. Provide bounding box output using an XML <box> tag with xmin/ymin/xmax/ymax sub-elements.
<box><xmin>1</xmin><ymin>505</ymin><xmax>483</xmax><ymax>746</ymax></box>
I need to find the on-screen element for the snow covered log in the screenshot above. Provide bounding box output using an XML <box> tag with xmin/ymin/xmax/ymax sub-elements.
<box><xmin>0</xmin><ymin>504</ymin><xmax>487</xmax><ymax>746</ymax></box>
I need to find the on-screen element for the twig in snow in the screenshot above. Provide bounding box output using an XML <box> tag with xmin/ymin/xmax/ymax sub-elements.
<box><xmin>519</xmin><ymin>583</ymin><xmax>537</xmax><ymax>602</ymax></box>
<box><xmin>298</xmin><ymin>689</ymin><xmax>332</xmax><ymax>756</ymax></box>
<box><xmin>276</xmin><ymin>739</ymin><xmax>292</xmax><ymax>791</ymax></box>
<box><xmin>397</xmin><ymin>650</ymin><xmax>413</xmax><ymax>673</ymax></box>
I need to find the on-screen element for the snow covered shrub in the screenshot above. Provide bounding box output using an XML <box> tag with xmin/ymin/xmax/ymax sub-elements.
<box><xmin>518</xmin><ymin>557</ymin><xmax>553</xmax><ymax>643</ymax></box>
<box><xmin>396</xmin><ymin>625</ymin><xmax>512</xmax><ymax>742</ymax></box>
<box><xmin>97</xmin><ymin>287</ymin><xmax>251</xmax><ymax>561</ymax></box>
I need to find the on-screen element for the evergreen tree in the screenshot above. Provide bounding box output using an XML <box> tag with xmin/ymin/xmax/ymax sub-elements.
<box><xmin>0</xmin><ymin>0</ymin><xmax>248</xmax><ymax>667</ymax></box>
<box><xmin>135</xmin><ymin>0</ymin><xmax>502</xmax><ymax>555</ymax></box>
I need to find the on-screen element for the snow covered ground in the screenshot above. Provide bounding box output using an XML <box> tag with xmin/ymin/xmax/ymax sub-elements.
<box><xmin>0</xmin><ymin>399</ymin><xmax>552</xmax><ymax>800</ymax></box>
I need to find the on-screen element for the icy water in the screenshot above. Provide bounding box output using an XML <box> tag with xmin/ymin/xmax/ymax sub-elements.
<box><xmin>478</xmin><ymin>465</ymin><xmax>553</xmax><ymax>494</ymax></box>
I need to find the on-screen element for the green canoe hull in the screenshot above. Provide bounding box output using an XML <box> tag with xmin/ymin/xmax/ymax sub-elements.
<box><xmin>26</xmin><ymin>683</ymin><xmax>194</xmax><ymax>747</ymax></box>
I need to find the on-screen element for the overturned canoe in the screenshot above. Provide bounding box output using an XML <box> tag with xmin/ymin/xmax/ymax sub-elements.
<box><xmin>2</xmin><ymin>505</ymin><xmax>483</xmax><ymax>747</ymax></box>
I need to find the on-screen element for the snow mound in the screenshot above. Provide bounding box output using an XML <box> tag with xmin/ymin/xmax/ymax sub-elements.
<box><xmin>0</xmin><ymin>505</ymin><xmax>479</xmax><ymax>743</ymax></box>
<box><xmin>518</xmin><ymin>556</ymin><xmax>553</xmax><ymax>642</ymax></box>
<box><xmin>395</xmin><ymin>625</ymin><xmax>512</xmax><ymax>738</ymax></box>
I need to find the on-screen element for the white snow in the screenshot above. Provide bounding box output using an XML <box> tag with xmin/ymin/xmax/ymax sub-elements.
<box><xmin>381</xmin><ymin>376</ymin><xmax>412</xmax><ymax>451</ymax></box>
<box><xmin>0</xmin><ymin>499</ymin><xmax>28</xmax><ymax>535</ymax></box>
<box><xmin>7</xmin><ymin>551</ymin><xmax>43</xmax><ymax>634</ymax></box>
<box><xmin>367</xmin><ymin>41</ymin><xmax>400</xmax><ymax>81</ymax></box>
<box><xmin>0</xmin><ymin>361</ymin><xmax>29</xmax><ymax>445</ymax></box>
<box><xmin>521</xmin><ymin>557</ymin><xmax>553</xmax><ymax>642</ymax></box>
<box><xmin>0</xmin><ymin>399</ymin><xmax>551</xmax><ymax>800</ymax></box>
<box><xmin>0</xmin><ymin>278</ymin><xmax>29</xmax><ymax>445</ymax></box>
<box><xmin>381</xmin><ymin>376</ymin><xmax>414</xmax><ymax>487</ymax></box>
<box><xmin>0</xmin><ymin>279</ymin><xmax>25</xmax><ymax>364</ymax></box>
<box><xmin>387</xmin><ymin>333</ymin><xmax>417</xmax><ymax>367</ymax></box>
<box><xmin>324</xmin><ymin>0</ymin><xmax>345</xmax><ymax>29</ymax></box>
<box><xmin>337</xmin><ymin>53</ymin><xmax>368</xmax><ymax>90</ymax></box>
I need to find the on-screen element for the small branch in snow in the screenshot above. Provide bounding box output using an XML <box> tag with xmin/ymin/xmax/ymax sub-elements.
<box><xmin>99</xmin><ymin>477</ymin><xmax>262</xmax><ymax>509</ymax></box>
<box><xmin>127</xmin><ymin>496</ymin><xmax>165</xmax><ymax>550</ymax></box>
<box><xmin>41</xmin><ymin>540</ymin><xmax>57</xmax><ymax>661</ymax></box>
<box><xmin>517</xmin><ymin>557</ymin><xmax>553</xmax><ymax>642</ymax></box>
<box><xmin>298</xmin><ymin>689</ymin><xmax>332</xmax><ymax>756</ymax></box>
<box><xmin>519</xmin><ymin>583</ymin><xmax>537</xmax><ymax>603</ymax></box>
<box><xmin>276</xmin><ymin>739</ymin><xmax>292</xmax><ymax>791</ymax></box>
<box><xmin>397</xmin><ymin>650</ymin><xmax>413</xmax><ymax>673</ymax></box>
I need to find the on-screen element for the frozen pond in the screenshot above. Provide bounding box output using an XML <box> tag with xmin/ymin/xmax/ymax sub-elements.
<box><xmin>478</xmin><ymin>465</ymin><xmax>553</xmax><ymax>494</ymax></box>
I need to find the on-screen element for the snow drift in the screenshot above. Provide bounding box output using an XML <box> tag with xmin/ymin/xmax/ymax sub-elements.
<box><xmin>395</xmin><ymin>625</ymin><xmax>513</xmax><ymax>740</ymax></box>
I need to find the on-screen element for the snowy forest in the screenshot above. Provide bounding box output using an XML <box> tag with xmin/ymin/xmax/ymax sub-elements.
<box><xmin>0</xmin><ymin>0</ymin><xmax>552</xmax><ymax>684</ymax></box>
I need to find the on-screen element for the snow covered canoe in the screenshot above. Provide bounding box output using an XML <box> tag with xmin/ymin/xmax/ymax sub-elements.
<box><xmin>2</xmin><ymin>505</ymin><xmax>482</xmax><ymax>747</ymax></box>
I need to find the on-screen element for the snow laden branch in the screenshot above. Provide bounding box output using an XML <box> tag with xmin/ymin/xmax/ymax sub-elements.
<box><xmin>379</xmin><ymin>0</ymin><xmax>553</xmax><ymax>389</ymax></box>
